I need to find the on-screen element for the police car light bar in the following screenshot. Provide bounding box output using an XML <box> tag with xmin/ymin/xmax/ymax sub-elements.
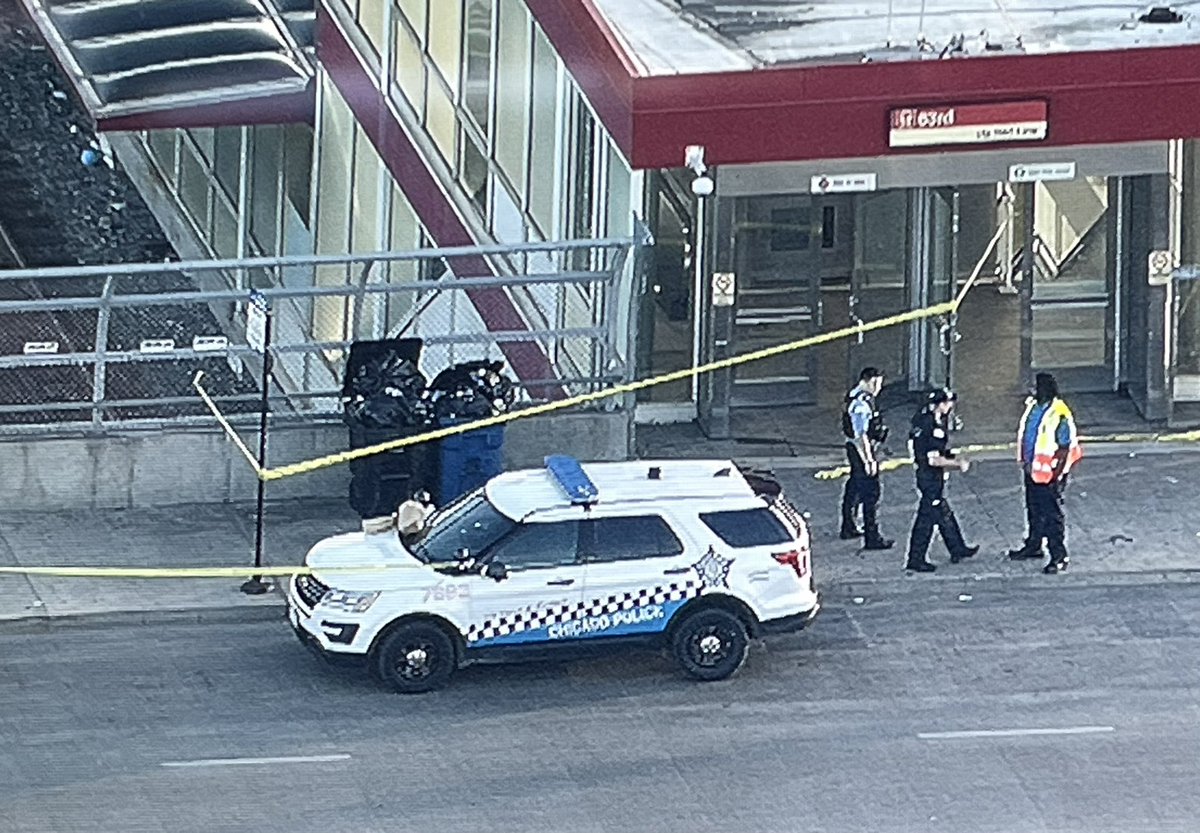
<box><xmin>545</xmin><ymin>455</ymin><xmax>599</xmax><ymax>505</ymax></box>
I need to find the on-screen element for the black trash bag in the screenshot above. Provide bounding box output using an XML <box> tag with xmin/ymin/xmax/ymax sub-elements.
<box><xmin>426</xmin><ymin>360</ymin><xmax>516</xmax><ymax>424</ymax></box>
<box><xmin>343</xmin><ymin>353</ymin><xmax>430</xmax><ymax>429</ymax></box>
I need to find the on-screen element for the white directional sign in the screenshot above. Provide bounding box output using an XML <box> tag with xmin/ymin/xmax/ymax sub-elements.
<box><xmin>246</xmin><ymin>291</ymin><xmax>269</xmax><ymax>353</ymax></box>
<box><xmin>811</xmin><ymin>173</ymin><xmax>878</xmax><ymax>194</ymax></box>
<box><xmin>712</xmin><ymin>272</ymin><xmax>736</xmax><ymax>307</ymax></box>
<box><xmin>1148</xmin><ymin>250</ymin><xmax>1174</xmax><ymax>286</ymax></box>
<box><xmin>192</xmin><ymin>335</ymin><xmax>229</xmax><ymax>352</ymax></box>
<box><xmin>139</xmin><ymin>338</ymin><xmax>176</xmax><ymax>354</ymax></box>
<box><xmin>1008</xmin><ymin>161</ymin><xmax>1077</xmax><ymax>183</ymax></box>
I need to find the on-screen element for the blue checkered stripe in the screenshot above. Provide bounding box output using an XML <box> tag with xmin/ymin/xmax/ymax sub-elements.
<box><xmin>466</xmin><ymin>579</ymin><xmax>701</xmax><ymax>644</ymax></box>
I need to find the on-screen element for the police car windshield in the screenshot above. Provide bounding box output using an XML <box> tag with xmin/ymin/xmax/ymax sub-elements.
<box><xmin>411</xmin><ymin>490</ymin><xmax>515</xmax><ymax>564</ymax></box>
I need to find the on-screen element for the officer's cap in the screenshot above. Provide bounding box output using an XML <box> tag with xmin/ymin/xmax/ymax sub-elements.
<box><xmin>927</xmin><ymin>387</ymin><xmax>957</xmax><ymax>405</ymax></box>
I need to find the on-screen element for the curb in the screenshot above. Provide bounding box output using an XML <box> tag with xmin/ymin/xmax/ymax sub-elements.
<box><xmin>0</xmin><ymin>600</ymin><xmax>284</xmax><ymax>634</ymax></box>
<box><xmin>4</xmin><ymin>568</ymin><xmax>1200</xmax><ymax>631</ymax></box>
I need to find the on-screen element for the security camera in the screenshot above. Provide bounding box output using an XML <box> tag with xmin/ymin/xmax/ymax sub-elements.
<box><xmin>691</xmin><ymin>175</ymin><xmax>714</xmax><ymax>197</ymax></box>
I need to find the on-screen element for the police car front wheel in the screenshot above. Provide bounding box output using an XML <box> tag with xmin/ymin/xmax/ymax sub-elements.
<box><xmin>671</xmin><ymin>608</ymin><xmax>750</xmax><ymax>682</ymax></box>
<box><xmin>375</xmin><ymin>621</ymin><xmax>456</xmax><ymax>693</ymax></box>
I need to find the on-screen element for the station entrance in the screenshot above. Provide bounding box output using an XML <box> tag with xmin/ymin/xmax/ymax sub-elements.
<box><xmin>684</xmin><ymin>144</ymin><xmax>1170</xmax><ymax>443</ymax></box>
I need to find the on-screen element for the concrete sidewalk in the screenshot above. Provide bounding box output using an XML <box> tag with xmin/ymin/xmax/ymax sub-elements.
<box><xmin>1</xmin><ymin>445</ymin><xmax>1198</xmax><ymax>628</ymax></box>
<box><xmin>0</xmin><ymin>498</ymin><xmax>361</xmax><ymax>627</ymax></box>
<box><xmin>784</xmin><ymin>442</ymin><xmax>1200</xmax><ymax>585</ymax></box>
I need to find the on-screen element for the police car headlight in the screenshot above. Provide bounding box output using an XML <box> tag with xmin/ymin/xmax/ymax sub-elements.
<box><xmin>319</xmin><ymin>590</ymin><xmax>380</xmax><ymax>613</ymax></box>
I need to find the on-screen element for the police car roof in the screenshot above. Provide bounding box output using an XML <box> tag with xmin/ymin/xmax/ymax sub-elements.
<box><xmin>485</xmin><ymin>459</ymin><xmax>757</xmax><ymax>520</ymax></box>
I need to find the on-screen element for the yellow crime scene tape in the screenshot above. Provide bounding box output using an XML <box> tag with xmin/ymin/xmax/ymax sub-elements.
<box><xmin>195</xmin><ymin>299</ymin><xmax>959</xmax><ymax>482</ymax></box>
<box><xmin>813</xmin><ymin>430</ymin><xmax>1200</xmax><ymax>480</ymax></box>
<box><xmin>0</xmin><ymin>565</ymin><xmax>400</xmax><ymax>579</ymax></box>
<box><xmin>210</xmin><ymin>221</ymin><xmax>1004</xmax><ymax>482</ymax></box>
<box><xmin>2</xmin><ymin>295</ymin><xmax>962</xmax><ymax>582</ymax></box>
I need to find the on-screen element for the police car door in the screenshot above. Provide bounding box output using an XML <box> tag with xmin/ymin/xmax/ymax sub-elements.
<box><xmin>576</xmin><ymin>512</ymin><xmax>695</xmax><ymax>642</ymax></box>
<box><xmin>463</xmin><ymin>518</ymin><xmax>585</xmax><ymax>650</ymax></box>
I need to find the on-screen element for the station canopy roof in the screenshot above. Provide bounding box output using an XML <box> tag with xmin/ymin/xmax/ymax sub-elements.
<box><xmin>593</xmin><ymin>0</ymin><xmax>1200</xmax><ymax>75</ymax></box>
<box><xmin>19</xmin><ymin>0</ymin><xmax>314</xmax><ymax>128</ymax></box>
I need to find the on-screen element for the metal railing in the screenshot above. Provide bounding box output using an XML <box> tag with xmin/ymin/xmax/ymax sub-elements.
<box><xmin>0</xmin><ymin>235</ymin><xmax>644</xmax><ymax>433</ymax></box>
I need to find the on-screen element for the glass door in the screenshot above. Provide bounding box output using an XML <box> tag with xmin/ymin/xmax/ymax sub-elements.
<box><xmin>903</xmin><ymin>186</ymin><xmax>957</xmax><ymax>394</ymax></box>
<box><xmin>1022</xmin><ymin>177</ymin><xmax>1117</xmax><ymax>391</ymax></box>
<box><xmin>847</xmin><ymin>189</ymin><xmax>912</xmax><ymax>401</ymax></box>
<box><xmin>730</xmin><ymin>194</ymin><xmax>821</xmax><ymax>405</ymax></box>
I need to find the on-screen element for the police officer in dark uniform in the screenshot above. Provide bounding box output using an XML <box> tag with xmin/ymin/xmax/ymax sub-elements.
<box><xmin>905</xmin><ymin>388</ymin><xmax>980</xmax><ymax>573</ymax></box>
<box><xmin>840</xmin><ymin>367</ymin><xmax>894</xmax><ymax>550</ymax></box>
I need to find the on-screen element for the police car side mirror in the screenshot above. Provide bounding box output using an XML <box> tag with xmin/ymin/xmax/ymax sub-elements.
<box><xmin>483</xmin><ymin>561</ymin><xmax>509</xmax><ymax>582</ymax></box>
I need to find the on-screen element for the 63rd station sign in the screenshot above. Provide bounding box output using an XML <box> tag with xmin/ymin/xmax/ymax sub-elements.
<box><xmin>889</xmin><ymin>101</ymin><xmax>1047</xmax><ymax>148</ymax></box>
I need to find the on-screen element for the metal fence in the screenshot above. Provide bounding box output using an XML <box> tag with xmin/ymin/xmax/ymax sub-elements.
<box><xmin>0</xmin><ymin>235</ymin><xmax>644</xmax><ymax>432</ymax></box>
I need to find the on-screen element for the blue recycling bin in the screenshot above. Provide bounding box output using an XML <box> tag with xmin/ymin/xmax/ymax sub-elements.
<box><xmin>437</xmin><ymin>424</ymin><xmax>505</xmax><ymax>505</ymax></box>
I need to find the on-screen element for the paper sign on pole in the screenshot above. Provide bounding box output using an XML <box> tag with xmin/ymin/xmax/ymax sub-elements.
<box><xmin>246</xmin><ymin>291</ymin><xmax>269</xmax><ymax>353</ymax></box>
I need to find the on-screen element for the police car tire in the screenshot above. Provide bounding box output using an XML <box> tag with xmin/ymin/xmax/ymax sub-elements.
<box><xmin>375</xmin><ymin>621</ymin><xmax>456</xmax><ymax>694</ymax></box>
<box><xmin>670</xmin><ymin>608</ymin><xmax>749</xmax><ymax>682</ymax></box>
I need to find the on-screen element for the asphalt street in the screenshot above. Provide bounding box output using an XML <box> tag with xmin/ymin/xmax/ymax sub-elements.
<box><xmin>4</xmin><ymin>580</ymin><xmax>1200</xmax><ymax>833</ymax></box>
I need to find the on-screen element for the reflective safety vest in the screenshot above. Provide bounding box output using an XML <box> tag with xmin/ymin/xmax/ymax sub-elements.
<box><xmin>1018</xmin><ymin>397</ymin><xmax>1082</xmax><ymax>484</ymax></box>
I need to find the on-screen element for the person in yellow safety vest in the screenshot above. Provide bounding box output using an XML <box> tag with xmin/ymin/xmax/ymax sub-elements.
<box><xmin>1007</xmin><ymin>372</ymin><xmax>1083</xmax><ymax>574</ymax></box>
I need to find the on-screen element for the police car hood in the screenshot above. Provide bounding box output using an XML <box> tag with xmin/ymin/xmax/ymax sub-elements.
<box><xmin>303</xmin><ymin>530</ymin><xmax>423</xmax><ymax>590</ymax></box>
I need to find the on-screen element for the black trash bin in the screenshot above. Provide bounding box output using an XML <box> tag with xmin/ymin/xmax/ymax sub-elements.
<box><xmin>342</xmin><ymin>338</ymin><xmax>435</xmax><ymax>518</ymax></box>
<box><xmin>346</xmin><ymin>425</ymin><xmax>439</xmax><ymax>519</ymax></box>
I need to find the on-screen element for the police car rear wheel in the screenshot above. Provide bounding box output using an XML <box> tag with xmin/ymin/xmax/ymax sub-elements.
<box><xmin>671</xmin><ymin>609</ymin><xmax>749</xmax><ymax>682</ymax></box>
<box><xmin>376</xmin><ymin>622</ymin><xmax>455</xmax><ymax>693</ymax></box>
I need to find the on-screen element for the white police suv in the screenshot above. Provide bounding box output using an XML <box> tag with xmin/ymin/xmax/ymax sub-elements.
<box><xmin>285</xmin><ymin>456</ymin><xmax>819</xmax><ymax>693</ymax></box>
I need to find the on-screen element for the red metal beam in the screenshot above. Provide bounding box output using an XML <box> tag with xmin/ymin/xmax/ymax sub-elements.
<box><xmin>524</xmin><ymin>0</ymin><xmax>1200</xmax><ymax>170</ymax></box>
<box><xmin>317</xmin><ymin>4</ymin><xmax>563</xmax><ymax>398</ymax></box>
<box><xmin>630</xmin><ymin>44</ymin><xmax>1200</xmax><ymax>168</ymax></box>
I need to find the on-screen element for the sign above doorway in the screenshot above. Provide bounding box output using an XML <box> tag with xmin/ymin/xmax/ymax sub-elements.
<box><xmin>1008</xmin><ymin>161</ymin><xmax>1077</xmax><ymax>182</ymax></box>
<box><xmin>889</xmin><ymin>101</ymin><xmax>1047</xmax><ymax>148</ymax></box>
<box><xmin>810</xmin><ymin>172</ymin><xmax>878</xmax><ymax>193</ymax></box>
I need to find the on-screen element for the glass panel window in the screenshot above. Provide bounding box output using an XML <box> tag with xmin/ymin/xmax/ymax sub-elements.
<box><xmin>425</xmin><ymin>75</ymin><xmax>458</xmax><ymax>165</ymax></box>
<box><xmin>462</xmin><ymin>0</ymin><xmax>492</xmax><ymax>135</ymax></box>
<box><xmin>212</xmin><ymin>201</ymin><xmax>239</xmax><ymax>260</ymax></box>
<box><xmin>396</xmin><ymin>0</ymin><xmax>426</xmax><ymax>44</ymax></box>
<box><xmin>393</xmin><ymin>16</ymin><xmax>426</xmax><ymax>114</ymax></box>
<box><xmin>249</xmin><ymin>126</ymin><xmax>283</xmax><ymax>255</ymax></box>
<box><xmin>147</xmin><ymin>129</ymin><xmax>178</xmax><ymax>182</ymax></box>
<box><xmin>605</xmin><ymin>142</ymin><xmax>631</xmax><ymax>238</ymax></box>
<box><xmin>283</xmin><ymin>124</ymin><xmax>313</xmax><ymax>228</ymax></box>
<box><xmin>213</xmin><ymin>126</ymin><xmax>241</xmax><ymax>206</ymax></box>
<box><xmin>358</xmin><ymin>0</ymin><xmax>388</xmax><ymax>55</ymax></box>
<box><xmin>569</xmin><ymin>100</ymin><xmax>595</xmax><ymax>240</ymax></box>
<box><xmin>582</xmin><ymin>517</ymin><xmax>683</xmax><ymax>562</ymax></box>
<box><xmin>527</xmin><ymin>28</ymin><xmax>558</xmax><ymax>236</ymax></box>
<box><xmin>460</xmin><ymin>129</ymin><xmax>489</xmax><ymax>216</ymax></box>
<box><xmin>315</xmin><ymin>78</ymin><xmax>353</xmax><ymax>256</ymax></box>
<box><xmin>487</xmin><ymin>521</ymin><xmax>581</xmax><ymax>570</ymax></box>
<box><xmin>700</xmin><ymin>509</ymin><xmax>791</xmax><ymax>548</ymax></box>
<box><xmin>494</xmin><ymin>0</ymin><xmax>529</xmax><ymax>190</ymax></box>
<box><xmin>386</xmin><ymin>183</ymin><xmax>421</xmax><ymax>331</ymax></box>
<box><xmin>427</xmin><ymin>0</ymin><xmax>462</xmax><ymax>95</ymax></box>
<box><xmin>178</xmin><ymin>146</ymin><xmax>210</xmax><ymax>233</ymax></box>
<box><xmin>351</xmin><ymin>128</ymin><xmax>383</xmax><ymax>253</ymax></box>
<box><xmin>189</xmin><ymin>127</ymin><xmax>215</xmax><ymax>164</ymax></box>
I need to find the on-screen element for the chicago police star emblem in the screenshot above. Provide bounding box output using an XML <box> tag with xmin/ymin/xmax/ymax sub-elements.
<box><xmin>692</xmin><ymin>547</ymin><xmax>734</xmax><ymax>589</ymax></box>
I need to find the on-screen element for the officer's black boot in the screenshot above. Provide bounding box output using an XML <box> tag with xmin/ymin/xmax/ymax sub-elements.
<box><xmin>860</xmin><ymin>480</ymin><xmax>893</xmax><ymax>549</ymax></box>
<box><xmin>1008</xmin><ymin>545</ymin><xmax>1045</xmax><ymax>560</ymax></box>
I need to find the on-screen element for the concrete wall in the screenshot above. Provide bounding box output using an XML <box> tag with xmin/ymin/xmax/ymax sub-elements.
<box><xmin>0</xmin><ymin>411</ymin><xmax>632</xmax><ymax>511</ymax></box>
